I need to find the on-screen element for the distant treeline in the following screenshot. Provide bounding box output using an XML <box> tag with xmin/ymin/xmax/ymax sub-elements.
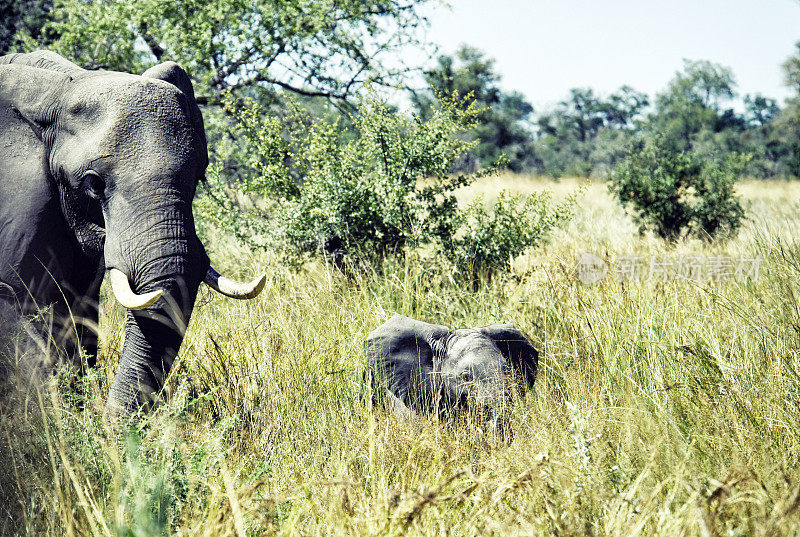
<box><xmin>412</xmin><ymin>45</ymin><xmax>800</xmax><ymax>179</ymax></box>
<box><xmin>4</xmin><ymin>0</ymin><xmax>799</xmax><ymax>179</ymax></box>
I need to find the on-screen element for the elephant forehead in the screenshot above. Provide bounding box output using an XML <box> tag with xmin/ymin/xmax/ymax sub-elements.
<box><xmin>70</xmin><ymin>74</ymin><xmax>186</xmax><ymax>114</ymax></box>
<box><xmin>67</xmin><ymin>75</ymin><xmax>197</xmax><ymax>159</ymax></box>
<box><xmin>448</xmin><ymin>330</ymin><xmax>504</xmax><ymax>365</ymax></box>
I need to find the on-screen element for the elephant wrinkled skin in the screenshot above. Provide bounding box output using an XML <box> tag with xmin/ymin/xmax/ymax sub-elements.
<box><xmin>0</xmin><ymin>50</ymin><xmax>264</xmax><ymax>418</ymax></box>
<box><xmin>365</xmin><ymin>314</ymin><xmax>539</xmax><ymax>435</ymax></box>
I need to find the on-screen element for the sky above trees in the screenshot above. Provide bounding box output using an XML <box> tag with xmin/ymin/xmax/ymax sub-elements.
<box><xmin>423</xmin><ymin>0</ymin><xmax>800</xmax><ymax>110</ymax></box>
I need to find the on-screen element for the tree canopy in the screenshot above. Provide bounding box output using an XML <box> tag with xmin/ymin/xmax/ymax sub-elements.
<box><xmin>17</xmin><ymin>0</ymin><xmax>436</xmax><ymax>104</ymax></box>
<box><xmin>412</xmin><ymin>45</ymin><xmax>537</xmax><ymax>171</ymax></box>
<box><xmin>0</xmin><ymin>0</ymin><xmax>53</xmax><ymax>54</ymax></box>
<box><xmin>7</xmin><ymin>1</ymin><xmax>800</xmax><ymax>179</ymax></box>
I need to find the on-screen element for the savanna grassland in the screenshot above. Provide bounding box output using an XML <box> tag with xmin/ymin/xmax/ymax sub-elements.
<box><xmin>3</xmin><ymin>174</ymin><xmax>800</xmax><ymax>536</ymax></box>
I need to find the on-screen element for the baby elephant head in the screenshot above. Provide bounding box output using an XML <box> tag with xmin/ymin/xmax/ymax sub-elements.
<box><xmin>365</xmin><ymin>314</ymin><xmax>538</xmax><ymax>436</ymax></box>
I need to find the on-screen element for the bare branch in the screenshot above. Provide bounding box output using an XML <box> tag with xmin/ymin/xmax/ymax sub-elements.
<box><xmin>138</xmin><ymin>23</ymin><xmax>164</xmax><ymax>62</ymax></box>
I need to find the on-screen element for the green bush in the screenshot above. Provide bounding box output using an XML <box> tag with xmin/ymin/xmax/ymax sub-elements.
<box><xmin>693</xmin><ymin>153</ymin><xmax>748</xmax><ymax>238</ymax></box>
<box><xmin>443</xmin><ymin>190</ymin><xmax>580</xmax><ymax>284</ymax></box>
<box><xmin>196</xmin><ymin>92</ymin><xmax>579</xmax><ymax>279</ymax></box>
<box><xmin>609</xmin><ymin>135</ymin><xmax>748</xmax><ymax>241</ymax></box>
<box><xmin>196</xmin><ymin>92</ymin><xmax>488</xmax><ymax>266</ymax></box>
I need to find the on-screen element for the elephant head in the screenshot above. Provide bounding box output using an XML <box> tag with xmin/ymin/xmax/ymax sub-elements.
<box><xmin>0</xmin><ymin>51</ymin><xmax>264</xmax><ymax>417</ymax></box>
<box><xmin>365</xmin><ymin>314</ymin><xmax>538</xmax><ymax>435</ymax></box>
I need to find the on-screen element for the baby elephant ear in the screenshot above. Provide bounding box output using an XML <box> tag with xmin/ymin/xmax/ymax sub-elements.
<box><xmin>365</xmin><ymin>314</ymin><xmax>450</xmax><ymax>416</ymax></box>
<box><xmin>365</xmin><ymin>314</ymin><xmax>450</xmax><ymax>372</ymax></box>
<box><xmin>477</xmin><ymin>324</ymin><xmax>539</xmax><ymax>388</ymax></box>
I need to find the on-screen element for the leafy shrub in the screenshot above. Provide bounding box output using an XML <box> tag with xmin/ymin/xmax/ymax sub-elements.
<box><xmin>609</xmin><ymin>135</ymin><xmax>748</xmax><ymax>241</ymax></box>
<box><xmin>196</xmin><ymin>92</ymin><xmax>578</xmax><ymax>280</ymax></box>
<box><xmin>196</xmin><ymin>92</ymin><xmax>485</xmax><ymax>264</ymax></box>
<box><xmin>443</xmin><ymin>190</ymin><xmax>581</xmax><ymax>284</ymax></box>
<box><xmin>693</xmin><ymin>153</ymin><xmax>748</xmax><ymax>238</ymax></box>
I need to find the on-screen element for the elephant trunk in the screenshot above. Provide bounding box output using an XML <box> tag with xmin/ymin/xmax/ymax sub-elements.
<box><xmin>476</xmin><ymin>384</ymin><xmax>513</xmax><ymax>440</ymax></box>
<box><xmin>107</xmin><ymin>308</ymin><xmax>185</xmax><ymax>416</ymax></box>
<box><xmin>104</xmin><ymin>203</ymin><xmax>208</xmax><ymax>418</ymax></box>
<box><xmin>102</xmin><ymin>198</ymin><xmax>266</xmax><ymax>419</ymax></box>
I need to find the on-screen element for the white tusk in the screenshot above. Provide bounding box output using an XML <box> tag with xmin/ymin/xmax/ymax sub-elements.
<box><xmin>204</xmin><ymin>267</ymin><xmax>266</xmax><ymax>299</ymax></box>
<box><xmin>108</xmin><ymin>269</ymin><xmax>163</xmax><ymax>310</ymax></box>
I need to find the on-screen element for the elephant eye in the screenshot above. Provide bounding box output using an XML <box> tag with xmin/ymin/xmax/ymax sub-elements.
<box><xmin>460</xmin><ymin>369</ymin><xmax>473</xmax><ymax>382</ymax></box>
<box><xmin>83</xmin><ymin>171</ymin><xmax>106</xmax><ymax>200</ymax></box>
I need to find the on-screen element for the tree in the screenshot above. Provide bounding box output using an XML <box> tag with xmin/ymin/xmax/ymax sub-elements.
<box><xmin>19</xmin><ymin>0</ymin><xmax>436</xmax><ymax>105</ymax></box>
<box><xmin>601</xmin><ymin>85</ymin><xmax>650</xmax><ymax>128</ymax></box>
<box><xmin>769</xmin><ymin>42</ymin><xmax>800</xmax><ymax>177</ymax></box>
<box><xmin>197</xmin><ymin>91</ymin><xmax>577</xmax><ymax>284</ymax></box>
<box><xmin>414</xmin><ymin>46</ymin><xmax>501</xmax><ymax>108</ymax></box>
<box><xmin>735</xmin><ymin>94</ymin><xmax>782</xmax><ymax>177</ymax></box>
<box><xmin>538</xmin><ymin>88</ymin><xmax>616</xmax><ymax>144</ymax></box>
<box><xmin>533</xmin><ymin>86</ymin><xmax>648</xmax><ymax>177</ymax></box>
<box><xmin>0</xmin><ymin>0</ymin><xmax>54</xmax><ymax>55</ymax></box>
<box><xmin>782</xmin><ymin>42</ymin><xmax>800</xmax><ymax>95</ymax></box>
<box><xmin>647</xmin><ymin>59</ymin><xmax>738</xmax><ymax>152</ymax></box>
<box><xmin>609</xmin><ymin>135</ymin><xmax>747</xmax><ymax>241</ymax></box>
<box><xmin>412</xmin><ymin>45</ymin><xmax>537</xmax><ymax>171</ymax></box>
<box><xmin>743</xmin><ymin>94</ymin><xmax>779</xmax><ymax>128</ymax></box>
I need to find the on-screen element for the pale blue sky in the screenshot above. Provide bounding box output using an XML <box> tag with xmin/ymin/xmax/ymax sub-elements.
<box><xmin>421</xmin><ymin>0</ymin><xmax>800</xmax><ymax>110</ymax></box>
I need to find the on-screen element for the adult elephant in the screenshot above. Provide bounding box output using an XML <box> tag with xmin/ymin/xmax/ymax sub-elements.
<box><xmin>0</xmin><ymin>50</ymin><xmax>265</xmax><ymax>418</ymax></box>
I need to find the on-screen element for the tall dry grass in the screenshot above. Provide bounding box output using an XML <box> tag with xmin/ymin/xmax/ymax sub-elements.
<box><xmin>2</xmin><ymin>174</ymin><xmax>800</xmax><ymax>535</ymax></box>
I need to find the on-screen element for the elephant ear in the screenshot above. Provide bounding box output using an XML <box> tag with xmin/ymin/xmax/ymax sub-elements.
<box><xmin>0</xmin><ymin>63</ymin><xmax>72</xmax><ymax>139</ymax></box>
<box><xmin>0</xmin><ymin>63</ymin><xmax>75</xmax><ymax>297</ymax></box>
<box><xmin>365</xmin><ymin>314</ymin><xmax>451</xmax><ymax>406</ymax></box>
<box><xmin>477</xmin><ymin>323</ymin><xmax>539</xmax><ymax>389</ymax></box>
<box><xmin>0</xmin><ymin>50</ymin><xmax>84</xmax><ymax>76</ymax></box>
<box><xmin>142</xmin><ymin>62</ymin><xmax>208</xmax><ymax>169</ymax></box>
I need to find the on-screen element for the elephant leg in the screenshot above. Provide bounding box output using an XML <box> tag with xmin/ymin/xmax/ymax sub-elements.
<box><xmin>34</xmin><ymin>284</ymin><xmax>102</xmax><ymax>408</ymax></box>
<box><xmin>51</xmin><ymin>302</ymin><xmax>95</xmax><ymax>372</ymax></box>
<box><xmin>0</xmin><ymin>280</ymin><xmax>57</xmax><ymax>380</ymax></box>
<box><xmin>0</xmin><ymin>284</ymin><xmax>24</xmax><ymax>380</ymax></box>
<box><xmin>0</xmin><ymin>312</ymin><xmax>58</xmax><ymax>388</ymax></box>
<box><xmin>67</xmin><ymin>291</ymin><xmax>100</xmax><ymax>371</ymax></box>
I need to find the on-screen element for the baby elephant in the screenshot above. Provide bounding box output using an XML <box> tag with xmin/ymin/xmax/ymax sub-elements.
<box><xmin>365</xmin><ymin>314</ymin><xmax>538</xmax><ymax>435</ymax></box>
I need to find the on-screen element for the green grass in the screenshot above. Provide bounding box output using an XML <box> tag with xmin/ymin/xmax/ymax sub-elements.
<box><xmin>3</xmin><ymin>175</ymin><xmax>800</xmax><ymax>535</ymax></box>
